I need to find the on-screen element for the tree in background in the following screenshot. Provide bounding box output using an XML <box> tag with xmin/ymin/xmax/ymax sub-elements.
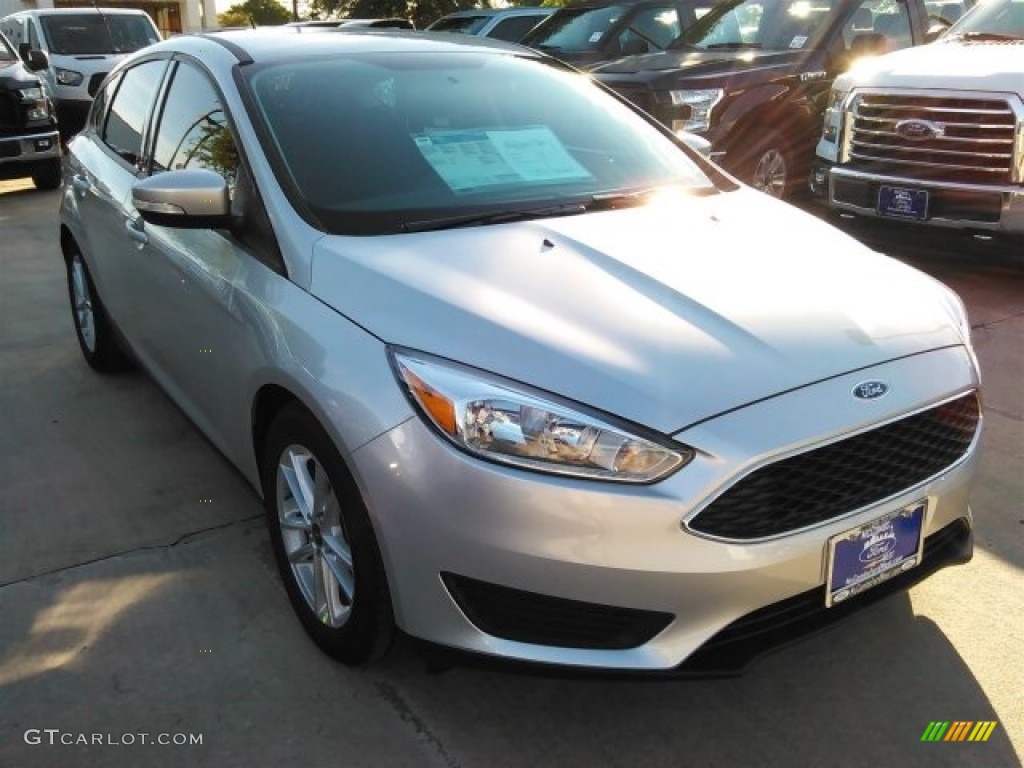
<box><xmin>219</xmin><ymin>0</ymin><xmax>292</xmax><ymax>26</ymax></box>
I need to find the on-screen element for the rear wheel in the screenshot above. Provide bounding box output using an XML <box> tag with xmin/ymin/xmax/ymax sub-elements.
<box><xmin>32</xmin><ymin>158</ymin><xmax>62</xmax><ymax>191</ymax></box>
<box><xmin>262</xmin><ymin>403</ymin><xmax>396</xmax><ymax>665</ymax></box>
<box><xmin>66</xmin><ymin>250</ymin><xmax>132</xmax><ymax>372</ymax></box>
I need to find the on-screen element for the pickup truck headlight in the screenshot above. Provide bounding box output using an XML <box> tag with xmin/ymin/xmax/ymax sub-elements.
<box><xmin>17</xmin><ymin>87</ymin><xmax>44</xmax><ymax>102</ymax></box>
<box><xmin>820</xmin><ymin>86</ymin><xmax>851</xmax><ymax>144</ymax></box>
<box><xmin>55</xmin><ymin>68</ymin><xmax>84</xmax><ymax>86</ymax></box>
<box><xmin>667</xmin><ymin>88</ymin><xmax>724</xmax><ymax>134</ymax></box>
<box><xmin>393</xmin><ymin>351</ymin><xmax>692</xmax><ymax>483</ymax></box>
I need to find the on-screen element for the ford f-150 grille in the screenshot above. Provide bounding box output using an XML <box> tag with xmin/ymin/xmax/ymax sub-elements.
<box><xmin>688</xmin><ymin>392</ymin><xmax>980</xmax><ymax>540</ymax></box>
<box><xmin>847</xmin><ymin>93</ymin><xmax>1018</xmax><ymax>184</ymax></box>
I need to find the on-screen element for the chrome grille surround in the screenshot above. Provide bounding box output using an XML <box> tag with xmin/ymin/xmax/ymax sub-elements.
<box><xmin>839</xmin><ymin>88</ymin><xmax>1024</xmax><ymax>185</ymax></box>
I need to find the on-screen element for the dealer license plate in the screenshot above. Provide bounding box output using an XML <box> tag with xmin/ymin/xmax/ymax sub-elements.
<box><xmin>877</xmin><ymin>186</ymin><xmax>929</xmax><ymax>220</ymax></box>
<box><xmin>825</xmin><ymin>501</ymin><xmax>926</xmax><ymax>607</ymax></box>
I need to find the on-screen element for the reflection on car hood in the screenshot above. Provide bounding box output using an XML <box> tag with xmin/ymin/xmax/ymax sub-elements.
<box><xmin>837</xmin><ymin>40</ymin><xmax>1024</xmax><ymax>92</ymax></box>
<box><xmin>310</xmin><ymin>189</ymin><xmax>962</xmax><ymax>432</ymax></box>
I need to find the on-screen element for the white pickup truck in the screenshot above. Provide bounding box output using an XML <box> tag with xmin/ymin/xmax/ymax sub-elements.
<box><xmin>811</xmin><ymin>0</ymin><xmax>1024</xmax><ymax>236</ymax></box>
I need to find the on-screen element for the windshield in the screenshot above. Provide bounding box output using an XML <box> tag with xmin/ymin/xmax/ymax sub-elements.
<box><xmin>245</xmin><ymin>52</ymin><xmax>715</xmax><ymax>235</ymax></box>
<box><xmin>41</xmin><ymin>14</ymin><xmax>160</xmax><ymax>55</ymax></box>
<box><xmin>0</xmin><ymin>31</ymin><xmax>15</xmax><ymax>61</ymax></box>
<box><xmin>522</xmin><ymin>6</ymin><xmax>628</xmax><ymax>51</ymax></box>
<box><xmin>948</xmin><ymin>0</ymin><xmax>1024</xmax><ymax>36</ymax></box>
<box><xmin>428</xmin><ymin>15</ymin><xmax>489</xmax><ymax>34</ymax></box>
<box><xmin>672</xmin><ymin>0</ymin><xmax>841</xmax><ymax>51</ymax></box>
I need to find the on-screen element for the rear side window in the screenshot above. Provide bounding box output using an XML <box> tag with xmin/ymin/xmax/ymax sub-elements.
<box><xmin>101</xmin><ymin>59</ymin><xmax>167</xmax><ymax>165</ymax></box>
<box><xmin>150</xmin><ymin>61</ymin><xmax>239</xmax><ymax>188</ymax></box>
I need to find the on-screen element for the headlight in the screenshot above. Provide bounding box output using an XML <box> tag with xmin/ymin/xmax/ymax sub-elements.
<box><xmin>821</xmin><ymin>87</ymin><xmax>851</xmax><ymax>144</ymax></box>
<box><xmin>667</xmin><ymin>88</ymin><xmax>724</xmax><ymax>134</ymax></box>
<box><xmin>392</xmin><ymin>351</ymin><xmax>693</xmax><ymax>483</ymax></box>
<box><xmin>17</xmin><ymin>87</ymin><xmax>44</xmax><ymax>102</ymax></box>
<box><xmin>56</xmin><ymin>68</ymin><xmax>84</xmax><ymax>86</ymax></box>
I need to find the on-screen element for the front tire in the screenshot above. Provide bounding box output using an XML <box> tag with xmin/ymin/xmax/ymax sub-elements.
<box><xmin>66</xmin><ymin>250</ymin><xmax>132</xmax><ymax>372</ymax></box>
<box><xmin>32</xmin><ymin>159</ymin><xmax>62</xmax><ymax>191</ymax></box>
<box><xmin>262</xmin><ymin>403</ymin><xmax>395</xmax><ymax>665</ymax></box>
<box><xmin>738</xmin><ymin>130</ymin><xmax>794</xmax><ymax>199</ymax></box>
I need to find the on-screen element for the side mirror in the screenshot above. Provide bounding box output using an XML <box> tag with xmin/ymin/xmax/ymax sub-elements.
<box><xmin>26</xmin><ymin>49</ymin><xmax>48</xmax><ymax>72</ymax></box>
<box><xmin>132</xmin><ymin>169</ymin><xmax>231</xmax><ymax>229</ymax></box>
<box><xmin>620</xmin><ymin>38</ymin><xmax>649</xmax><ymax>56</ymax></box>
<box><xmin>18</xmin><ymin>42</ymin><xmax>30</xmax><ymax>61</ymax></box>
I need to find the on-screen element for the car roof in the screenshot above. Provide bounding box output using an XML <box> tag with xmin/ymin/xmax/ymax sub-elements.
<box><xmin>10</xmin><ymin>7</ymin><xmax>153</xmax><ymax>15</ymax></box>
<box><xmin>180</xmin><ymin>27</ymin><xmax>534</xmax><ymax>63</ymax></box>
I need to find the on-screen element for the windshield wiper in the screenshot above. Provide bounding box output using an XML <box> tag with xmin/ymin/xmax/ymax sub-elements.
<box><xmin>399</xmin><ymin>203</ymin><xmax>587</xmax><ymax>233</ymax></box>
<box><xmin>949</xmin><ymin>31</ymin><xmax>1023</xmax><ymax>41</ymax></box>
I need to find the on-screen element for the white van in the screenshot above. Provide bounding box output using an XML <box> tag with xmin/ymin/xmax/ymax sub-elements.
<box><xmin>0</xmin><ymin>8</ymin><xmax>160</xmax><ymax>137</ymax></box>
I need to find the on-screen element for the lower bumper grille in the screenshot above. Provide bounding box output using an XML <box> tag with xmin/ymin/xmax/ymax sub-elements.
<box><xmin>442</xmin><ymin>573</ymin><xmax>673</xmax><ymax>650</ymax></box>
<box><xmin>689</xmin><ymin>392</ymin><xmax>980</xmax><ymax>540</ymax></box>
<box><xmin>833</xmin><ymin>176</ymin><xmax>1004</xmax><ymax>223</ymax></box>
<box><xmin>678</xmin><ymin>517</ymin><xmax>972</xmax><ymax>676</ymax></box>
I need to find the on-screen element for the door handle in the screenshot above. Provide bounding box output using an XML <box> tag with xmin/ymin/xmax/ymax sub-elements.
<box><xmin>124</xmin><ymin>217</ymin><xmax>148</xmax><ymax>246</ymax></box>
<box><xmin>71</xmin><ymin>174</ymin><xmax>91</xmax><ymax>196</ymax></box>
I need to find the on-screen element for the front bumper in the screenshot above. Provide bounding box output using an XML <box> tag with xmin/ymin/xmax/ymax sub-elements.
<box><xmin>0</xmin><ymin>130</ymin><xmax>61</xmax><ymax>176</ymax></box>
<box><xmin>352</xmin><ymin>345</ymin><xmax>980</xmax><ymax>671</ymax></box>
<box><xmin>818</xmin><ymin>163</ymin><xmax>1024</xmax><ymax>234</ymax></box>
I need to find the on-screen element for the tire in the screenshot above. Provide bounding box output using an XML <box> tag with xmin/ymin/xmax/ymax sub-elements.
<box><xmin>262</xmin><ymin>403</ymin><xmax>396</xmax><ymax>665</ymax></box>
<box><xmin>65</xmin><ymin>249</ymin><xmax>132</xmax><ymax>372</ymax></box>
<box><xmin>737</xmin><ymin>130</ymin><xmax>794</xmax><ymax>200</ymax></box>
<box><xmin>32</xmin><ymin>158</ymin><xmax>62</xmax><ymax>191</ymax></box>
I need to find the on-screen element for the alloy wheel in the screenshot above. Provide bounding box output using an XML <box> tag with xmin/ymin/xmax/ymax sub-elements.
<box><xmin>276</xmin><ymin>444</ymin><xmax>356</xmax><ymax>628</ymax></box>
<box><xmin>70</xmin><ymin>253</ymin><xmax>97</xmax><ymax>352</ymax></box>
<box><xmin>752</xmin><ymin>148</ymin><xmax>788</xmax><ymax>198</ymax></box>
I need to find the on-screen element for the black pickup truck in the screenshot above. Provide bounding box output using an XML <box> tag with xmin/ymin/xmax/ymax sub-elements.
<box><xmin>0</xmin><ymin>30</ymin><xmax>60</xmax><ymax>189</ymax></box>
<box><xmin>592</xmin><ymin>0</ymin><xmax>936</xmax><ymax>198</ymax></box>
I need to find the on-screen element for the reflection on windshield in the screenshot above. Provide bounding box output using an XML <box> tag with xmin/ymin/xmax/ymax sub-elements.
<box><xmin>246</xmin><ymin>53</ymin><xmax>714</xmax><ymax>234</ymax></box>
<box><xmin>41</xmin><ymin>14</ymin><xmax>159</xmax><ymax>55</ymax></box>
<box><xmin>673</xmin><ymin>0</ymin><xmax>839</xmax><ymax>51</ymax></box>
<box><xmin>522</xmin><ymin>6</ymin><xmax>625</xmax><ymax>51</ymax></box>
<box><xmin>948</xmin><ymin>0</ymin><xmax>1024</xmax><ymax>36</ymax></box>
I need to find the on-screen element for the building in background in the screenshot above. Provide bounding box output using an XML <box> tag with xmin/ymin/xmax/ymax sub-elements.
<box><xmin>0</xmin><ymin>0</ymin><xmax>219</xmax><ymax>36</ymax></box>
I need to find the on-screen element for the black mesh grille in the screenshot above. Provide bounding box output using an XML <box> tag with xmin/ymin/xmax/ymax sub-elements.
<box><xmin>689</xmin><ymin>393</ymin><xmax>980</xmax><ymax>540</ymax></box>
<box><xmin>442</xmin><ymin>573</ymin><xmax>674</xmax><ymax>650</ymax></box>
<box><xmin>0</xmin><ymin>92</ymin><xmax>19</xmax><ymax>135</ymax></box>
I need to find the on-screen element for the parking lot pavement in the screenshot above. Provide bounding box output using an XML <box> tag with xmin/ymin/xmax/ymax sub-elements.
<box><xmin>1</xmin><ymin>181</ymin><xmax>1021</xmax><ymax>767</ymax></box>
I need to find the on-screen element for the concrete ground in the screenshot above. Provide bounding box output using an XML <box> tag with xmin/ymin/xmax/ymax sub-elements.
<box><xmin>1</xmin><ymin>178</ymin><xmax>1020</xmax><ymax>768</ymax></box>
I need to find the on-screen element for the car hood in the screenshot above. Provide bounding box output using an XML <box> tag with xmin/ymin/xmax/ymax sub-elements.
<box><xmin>837</xmin><ymin>39</ymin><xmax>1024</xmax><ymax>92</ymax></box>
<box><xmin>309</xmin><ymin>189</ymin><xmax>963</xmax><ymax>433</ymax></box>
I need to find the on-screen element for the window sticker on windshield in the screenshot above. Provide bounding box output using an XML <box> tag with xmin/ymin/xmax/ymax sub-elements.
<box><xmin>789</xmin><ymin>35</ymin><xmax>808</xmax><ymax>48</ymax></box>
<box><xmin>413</xmin><ymin>126</ymin><xmax>593</xmax><ymax>193</ymax></box>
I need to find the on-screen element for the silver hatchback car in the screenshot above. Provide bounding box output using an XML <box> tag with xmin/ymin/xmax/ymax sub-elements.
<box><xmin>60</xmin><ymin>29</ymin><xmax>981</xmax><ymax>674</ymax></box>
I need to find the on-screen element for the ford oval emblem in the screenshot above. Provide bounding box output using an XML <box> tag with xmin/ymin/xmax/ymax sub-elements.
<box><xmin>853</xmin><ymin>381</ymin><xmax>889</xmax><ymax>400</ymax></box>
<box><xmin>895</xmin><ymin>119</ymin><xmax>944</xmax><ymax>141</ymax></box>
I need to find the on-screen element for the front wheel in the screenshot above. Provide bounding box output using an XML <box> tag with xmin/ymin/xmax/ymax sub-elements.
<box><xmin>739</xmin><ymin>131</ymin><xmax>794</xmax><ymax>199</ymax></box>
<box><xmin>262</xmin><ymin>403</ymin><xmax>396</xmax><ymax>665</ymax></box>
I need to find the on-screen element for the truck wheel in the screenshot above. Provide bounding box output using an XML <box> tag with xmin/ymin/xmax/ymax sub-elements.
<box><xmin>32</xmin><ymin>159</ymin><xmax>62</xmax><ymax>191</ymax></box>
<box><xmin>740</xmin><ymin>131</ymin><xmax>794</xmax><ymax>199</ymax></box>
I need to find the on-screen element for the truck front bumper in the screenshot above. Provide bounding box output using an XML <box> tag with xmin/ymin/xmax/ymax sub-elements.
<box><xmin>0</xmin><ymin>130</ymin><xmax>61</xmax><ymax>179</ymax></box>
<box><xmin>822</xmin><ymin>166</ymin><xmax>1024</xmax><ymax>235</ymax></box>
